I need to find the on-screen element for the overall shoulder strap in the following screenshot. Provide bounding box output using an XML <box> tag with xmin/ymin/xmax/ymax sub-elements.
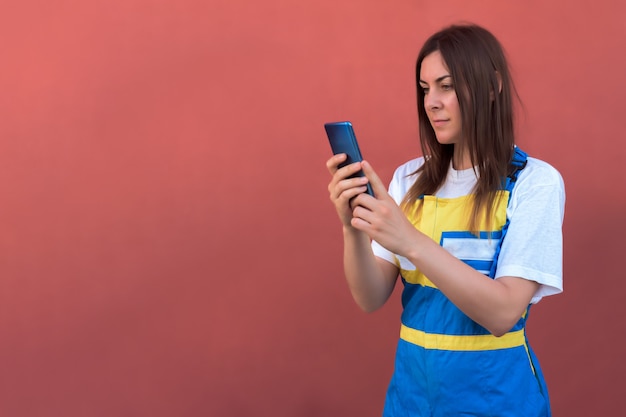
<box><xmin>502</xmin><ymin>146</ymin><xmax>528</xmax><ymax>195</ymax></box>
<box><xmin>489</xmin><ymin>147</ymin><xmax>528</xmax><ymax>278</ymax></box>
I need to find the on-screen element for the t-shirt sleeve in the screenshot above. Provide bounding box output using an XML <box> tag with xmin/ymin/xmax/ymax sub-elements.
<box><xmin>494</xmin><ymin>160</ymin><xmax>566</xmax><ymax>303</ymax></box>
<box><xmin>371</xmin><ymin>239</ymin><xmax>398</xmax><ymax>267</ymax></box>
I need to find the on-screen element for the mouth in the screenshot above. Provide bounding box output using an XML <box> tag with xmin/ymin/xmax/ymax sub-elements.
<box><xmin>431</xmin><ymin>119</ymin><xmax>449</xmax><ymax>127</ymax></box>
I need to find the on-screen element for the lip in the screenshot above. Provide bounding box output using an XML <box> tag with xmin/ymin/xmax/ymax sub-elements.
<box><xmin>432</xmin><ymin>119</ymin><xmax>449</xmax><ymax>127</ymax></box>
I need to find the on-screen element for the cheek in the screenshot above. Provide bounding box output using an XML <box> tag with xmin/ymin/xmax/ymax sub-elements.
<box><xmin>448</xmin><ymin>99</ymin><xmax>462</xmax><ymax>119</ymax></box>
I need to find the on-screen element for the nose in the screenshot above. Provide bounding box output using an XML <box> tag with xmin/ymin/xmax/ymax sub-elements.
<box><xmin>425</xmin><ymin>90</ymin><xmax>441</xmax><ymax>111</ymax></box>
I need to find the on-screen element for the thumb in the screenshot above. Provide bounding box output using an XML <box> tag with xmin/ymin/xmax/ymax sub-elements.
<box><xmin>361</xmin><ymin>161</ymin><xmax>388</xmax><ymax>198</ymax></box>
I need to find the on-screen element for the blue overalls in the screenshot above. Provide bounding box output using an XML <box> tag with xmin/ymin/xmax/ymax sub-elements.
<box><xmin>383</xmin><ymin>149</ymin><xmax>551</xmax><ymax>417</ymax></box>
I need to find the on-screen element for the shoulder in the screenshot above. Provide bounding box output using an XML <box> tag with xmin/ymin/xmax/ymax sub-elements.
<box><xmin>509</xmin><ymin>155</ymin><xmax>566</xmax><ymax>218</ymax></box>
<box><xmin>517</xmin><ymin>157</ymin><xmax>565</xmax><ymax>189</ymax></box>
<box><xmin>392</xmin><ymin>156</ymin><xmax>425</xmax><ymax>181</ymax></box>
<box><xmin>386</xmin><ymin>156</ymin><xmax>425</xmax><ymax>202</ymax></box>
<box><xmin>512</xmin><ymin>156</ymin><xmax>566</xmax><ymax>204</ymax></box>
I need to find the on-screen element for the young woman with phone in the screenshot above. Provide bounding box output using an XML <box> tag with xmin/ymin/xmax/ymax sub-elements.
<box><xmin>325</xmin><ymin>24</ymin><xmax>564</xmax><ymax>417</ymax></box>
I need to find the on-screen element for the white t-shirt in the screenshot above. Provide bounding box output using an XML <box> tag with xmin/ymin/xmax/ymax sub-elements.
<box><xmin>372</xmin><ymin>156</ymin><xmax>565</xmax><ymax>303</ymax></box>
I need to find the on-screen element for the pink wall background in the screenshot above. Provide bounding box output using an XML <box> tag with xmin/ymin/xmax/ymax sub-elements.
<box><xmin>1</xmin><ymin>1</ymin><xmax>624</xmax><ymax>416</ymax></box>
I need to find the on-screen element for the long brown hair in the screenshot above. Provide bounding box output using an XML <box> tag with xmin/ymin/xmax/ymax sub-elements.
<box><xmin>401</xmin><ymin>24</ymin><xmax>520</xmax><ymax>232</ymax></box>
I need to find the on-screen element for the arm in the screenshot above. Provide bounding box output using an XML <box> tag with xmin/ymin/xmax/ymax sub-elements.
<box><xmin>342</xmin><ymin>227</ymin><xmax>399</xmax><ymax>312</ymax></box>
<box><xmin>402</xmin><ymin>235</ymin><xmax>538</xmax><ymax>336</ymax></box>
<box><xmin>326</xmin><ymin>154</ymin><xmax>399</xmax><ymax>312</ymax></box>
<box><xmin>351</xmin><ymin>161</ymin><xmax>538</xmax><ymax>336</ymax></box>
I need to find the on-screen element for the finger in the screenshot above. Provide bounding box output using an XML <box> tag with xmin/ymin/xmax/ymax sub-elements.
<box><xmin>361</xmin><ymin>161</ymin><xmax>388</xmax><ymax>198</ymax></box>
<box><xmin>350</xmin><ymin>216</ymin><xmax>368</xmax><ymax>231</ymax></box>
<box><xmin>331</xmin><ymin>177</ymin><xmax>369</xmax><ymax>201</ymax></box>
<box><xmin>349</xmin><ymin>189</ymin><xmax>372</xmax><ymax>209</ymax></box>
<box><xmin>351</xmin><ymin>203</ymin><xmax>372</xmax><ymax>222</ymax></box>
<box><xmin>330</xmin><ymin>161</ymin><xmax>365</xmax><ymax>184</ymax></box>
<box><xmin>345</xmin><ymin>186</ymin><xmax>370</xmax><ymax>205</ymax></box>
<box><xmin>350</xmin><ymin>214</ymin><xmax>374</xmax><ymax>234</ymax></box>
<box><xmin>328</xmin><ymin>163</ymin><xmax>367</xmax><ymax>195</ymax></box>
<box><xmin>326</xmin><ymin>153</ymin><xmax>347</xmax><ymax>174</ymax></box>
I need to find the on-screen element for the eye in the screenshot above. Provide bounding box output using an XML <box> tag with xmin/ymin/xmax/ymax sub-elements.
<box><xmin>420</xmin><ymin>86</ymin><xmax>430</xmax><ymax>94</ymax></box>
<box><xmin>441</xmin><ymin>83</ymin><xmax>454</xmax><ymax>91</ymax></box>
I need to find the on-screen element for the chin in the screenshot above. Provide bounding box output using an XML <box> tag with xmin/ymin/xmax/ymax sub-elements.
<box><xmin>434</xmin><ymin>133</ymin><xmax>461</xmax><ymax>146</ymax></box>
<box><xmin>435</xmin><ymin>137</ymin><xmax>455</xmax><ymax>145</ymax></box>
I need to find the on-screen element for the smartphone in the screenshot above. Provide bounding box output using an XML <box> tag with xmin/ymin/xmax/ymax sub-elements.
<box><xmin>324</xmin><ymin>121</ymin><xmax>374</xmax><ymax>197</ymax></box>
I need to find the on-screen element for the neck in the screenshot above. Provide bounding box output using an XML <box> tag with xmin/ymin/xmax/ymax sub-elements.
<box><xmin>452</xmin><ymin>146</ymin><xmax>472</xmax><ymax>170</ymax></box>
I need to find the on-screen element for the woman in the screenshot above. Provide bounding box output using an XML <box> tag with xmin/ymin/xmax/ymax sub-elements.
<box><xmin>326</xmin><ymin>24</ymin><xmax>565</xmax><ymax>416</ymax></box>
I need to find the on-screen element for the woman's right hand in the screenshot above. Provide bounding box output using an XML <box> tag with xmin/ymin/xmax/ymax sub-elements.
<box><xmin>326</xmin><ymin>154</ymin><xmax>371</xmax><ymax>228</ymax></box>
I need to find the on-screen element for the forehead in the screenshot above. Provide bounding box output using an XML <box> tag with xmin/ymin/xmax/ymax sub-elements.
<box><xmin>419</xmin><ymin>50</ymin><xmax>450</xmax><ymax>83</ymax></box>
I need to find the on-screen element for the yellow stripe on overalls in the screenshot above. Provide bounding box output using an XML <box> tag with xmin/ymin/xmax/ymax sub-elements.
<box><xmin>400</xmin><ymin>324</ymin><xmax>526</xmax><ymax>351</ymax></box>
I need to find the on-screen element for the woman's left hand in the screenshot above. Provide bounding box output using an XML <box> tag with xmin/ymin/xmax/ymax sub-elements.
<box><xmin>349</xmin><ymin>161</ymin><xmax>425</xmax><ymax>257</ymax></box>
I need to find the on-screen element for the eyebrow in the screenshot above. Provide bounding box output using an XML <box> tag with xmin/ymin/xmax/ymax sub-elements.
<box><xmin>419</xmin><ymin>75</ymin><xmax>452</xmax><ymax>85</ymax></box>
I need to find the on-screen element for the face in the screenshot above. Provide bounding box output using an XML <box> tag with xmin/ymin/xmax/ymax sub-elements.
<box><xmin>419</xmin><ymin>50</ymin><xmax>463</xmax><ymax>146</ymax></box>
